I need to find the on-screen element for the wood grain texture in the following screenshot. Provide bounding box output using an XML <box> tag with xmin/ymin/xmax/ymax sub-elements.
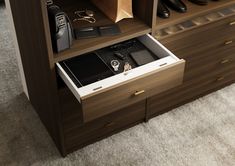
<box><xmin>149</xmin><ymin>69</ymin><xmax>235</xmax><ymax>117</ymax></box>
<box><xmin>160</xmin><ymin>14</ymin><xmax>235</xmax><ymax>53</ymax></box>
<box><xmin>155</xmin><ymin>0</ymin><xmax>235</xmax><ymax>30</ymax></box>
<box><xmin>81</xmin><ymin>60</ymin><xmax>185</xmax><ymax>122</ymax></box>
<box><xmin>7</xmin><ymin>0</ymin><xmax>66</xmax><ymax>155</ymax></box>
<box><xmin>149</xmin><ymin>79</ymin><xmax>235</xmax><ymax>119</ymax></box>
<box><xmin>183</xmin><ymin>49</ymin><xmax>235</xmax><ymax>82</ymax></box>
<box><xmin>64</xmin><ymin>100</ymin><xmax>146</xmax><ymax>153</ymax></box>
<box><xmin>149</xmin><ymin>13</ymin><xmax>235</xmax><ymax>117</ymax></box>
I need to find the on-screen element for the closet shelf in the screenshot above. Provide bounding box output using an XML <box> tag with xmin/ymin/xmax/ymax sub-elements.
<box><xmin>155</xmin><ymin>0</ymin><xmax>235</xmax><ymax>30</ymax></box>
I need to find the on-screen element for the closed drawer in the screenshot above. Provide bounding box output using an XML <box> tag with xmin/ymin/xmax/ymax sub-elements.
<box><xmin>149</xmin><ymin>68</ymin><xmax>235</xmax><ymax>116</ymax></box>
<box><xmin>64</xmin><ymin>100</ymin><xmax>146</xmax><ymax>152</ymax></box>
<box><xmin>166</xmin><ymin>39</ymin><xmax>235</xmax><ymax>83</ymax></box>
<box><xmin>184</xmin><ymin>44</ymin><xmax>235</xmax><ymax>70</ymax></box>
<box><xmin>160</xmin><ymin>14</ymin><xmax>235</xmax><ymax>55</ymax></box>
<box><xmin>57</xmin><ymin>34</ymin><xmax>185</xmax><ymax>122</ymax></box>
<box><xmin>170</xmin><ymin>36</ymin><xmax>235</xmax><ymax>66</ymax></box>
<box><xmin>173</xmin><ymin>38</ymin><xmax>235</xmax><ymax>67</ymax></box>
<box><xmin>184</xmin><ymin>49</ymin><xmax>235</xmax><ymax>82</ymax></box>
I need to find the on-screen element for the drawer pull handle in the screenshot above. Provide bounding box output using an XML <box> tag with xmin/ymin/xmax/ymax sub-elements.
<box><xmin>134</xmin><ymin>90</ymin><xmax>145</xmax><ymax>96</ymax></box>
<box><xmin>229</xmin><ymin>21</ymin><xmax>235</xmax><ymax>26</ymax></box>
<box><xmin>104</xmin><ymin>122</ymin><xmax>115</xmax><ymax>128</ymax></box>
<box><xmin>221</xmin><ymin>59</ymin><xmax>230</xmax><ymax>64</ymax></box>
<box><xmin>224</xmin><ymin>40</ymin><xmax>233</xmax><ymax>45</ymax></box>
<box><xmin>93</xmin><ymin>86</ymin><xmax>102</xmax><ymax>91</ymax></box>
<box><xmin>216</xmin><ymin>77</ymin><xmax>224</xmax><ymax>82</ymax></box>
<box><xmin>160</xmin><ymin>63</ymin><xmax>168</xmax><ymax>67</ymax></box>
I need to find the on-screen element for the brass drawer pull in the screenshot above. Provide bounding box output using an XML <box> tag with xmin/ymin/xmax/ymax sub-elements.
<box><xmin>229</xmin><ymin>21</ymin><xmax>235</xmax><ymax>26</ymax></box>
<box><xmin>216</xmin><ymin>77</ymin><xmax>225</xmax><ymax>82</ymax></box>
<box><xmin>134</xmin><ymin>90</ymin><xmax>145</xmax><ymax>96</ymax></box>
<box><xmin>224</xmin><ymin>40</ymin><xmax>233</xmax><ymax>45</ymax></box>
<box><xmin>220</xmin><ymin>59</ymin><xmax>230</xmax><ymax>64</ymax></box>
<box><xmin>104</xmin><ymin>122</ymin><xmax>115</xmax><ymax>128</ymax></box>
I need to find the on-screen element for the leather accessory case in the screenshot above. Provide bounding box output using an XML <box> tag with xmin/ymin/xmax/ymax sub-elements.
<box><xmin>74</xmin><ymin>27</ymin><xmax>99</xmax><ymax>39</ymax></box>
<box><xmin>74</xmin><ymin>24</ymin><xmax>121</xmax><ymax>39</ymax></box>
<box><xmin>62</xmin><ymin>53</ymin><xmax>114</xmax><ymax>86</ymax></box>
<box><xmin>99</xmin><ymin>24</ymin><xmax>121</xmax><ymax>36</ymax></box>
<box><xmin>47</xmin><ymin>3</ymin><xmax>73</xmax><ymax>52</ymax></box>
<box><xmin>130</xmin><ymin>50</ymin><xmax>156</xmax><ymax>66</ymax></box>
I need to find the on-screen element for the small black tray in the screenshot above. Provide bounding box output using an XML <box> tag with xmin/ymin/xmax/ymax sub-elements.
<box><xmin>61</xmin><ymin>53</ymin><xmax>114</xmax><ymax>87</ymax></box>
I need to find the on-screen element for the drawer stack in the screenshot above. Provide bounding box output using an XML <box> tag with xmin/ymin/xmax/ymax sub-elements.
<box><xmin>59</xmin><ymin>87</ymin><xmax>146</xmax><ymax>153</ymax></box>
<box><xmin>149</xmin><ymin>13</ymin><xmax>235</xmax><ymax>116</ymax></box>
<box><xmin>57</xmin><ymin>34</ymin><xmax>185</xmax><ymax>153</ymax></box>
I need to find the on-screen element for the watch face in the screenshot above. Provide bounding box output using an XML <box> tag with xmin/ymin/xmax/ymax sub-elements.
<box><xmin>111</xmin><ymin>60</ymin><xmax>119</xmax><ymax>66</ymax></box>
<box><xmin>111</xmin><ymin>60</ymin><xmax>120</xmax><ymax>71</ymax></box>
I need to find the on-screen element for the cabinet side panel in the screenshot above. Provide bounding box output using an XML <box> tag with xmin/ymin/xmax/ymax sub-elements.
<box><xmin>133</xmin><ymin>0</ymin><xmax>156</xmax><ymax>29</ymax></box>
<box><xmin>7</xmin><ymin>0</ymin><xmax>65</xmax><ymax>155</ymax></box>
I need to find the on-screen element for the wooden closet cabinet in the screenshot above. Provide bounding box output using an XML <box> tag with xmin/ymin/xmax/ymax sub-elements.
<box><xmin>6</xmin><ymin>0</ymin><xmax>235</xmax><ymax>156</ymax></box>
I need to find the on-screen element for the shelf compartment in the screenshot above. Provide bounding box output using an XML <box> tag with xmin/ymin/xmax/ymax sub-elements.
<box><xmin>155</xmin><ymin>0</ymin><xmax>235</xmax><ymax>30</ymax></box>
<box><xmin>52</xmin><ymin>0</ymin><xmax>151</xmax><ymax>62</ymax></box>
<box><xmin>54</xmin><ymin>18</ymin><xmax>151</xmax><ymax>62</ymax></box>
<box><xmin>155</xmin><ymin>3</ymin><xmax>235</xmax><ymax>40</ymax></box>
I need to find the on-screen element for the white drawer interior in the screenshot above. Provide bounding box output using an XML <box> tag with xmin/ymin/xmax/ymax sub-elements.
<box><xmin>56</xmin><ymin>34</ymin><xmax>181</xmax><ymax>102</ymax></box>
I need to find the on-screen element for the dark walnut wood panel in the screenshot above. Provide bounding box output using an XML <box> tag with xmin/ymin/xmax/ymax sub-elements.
<box><xmin>58</xmin><ymin>86</ymin><xmax>83</xmax><ymax>126</ymax></box>
<box><xmin>160</xmin><ymin>14</ymin><xmax>235</xmax><ymax>54</ymax></box>
<box><xmin>63</xmin><ymin>100</ymin><xmax>146</xmax><ymax>153</ymax></box>
<box><xmin>173</xmin><ymin>40</ymin><xmax>235</xmax><ymax>68</ymax></box>
<box><xmin>183</xmin><ymin>48</ymin><xmax>235</xmax><ymax>82</ymax></box>
<box><xmin>132</xmin><ymin>0</ymin><xmax>157</xmax><ymax>28</ymax></box>
<box><xmin>58</xmin><ymin>78</ymin><xmax>147</xmax><ymax>154</ymax></box>
<box><xmin>81</xmin><ymin>61</ymin><xmax>185</xmax><ymax>122</ymax></box>
<box><xmin>148</xmin><ymin>67</ymin><xmax>235</xmax><ymax>117</ymax></box>
<box><xmin>7</xmin><ymin>0</ymin><xmax>66</xmax><ymax>155</ymax></box>
<box><xmin>169</xmin><ymin>41</ymin><xmax>235</xmax><ymax>81</ymax></box>
<box><xmin>149</xmin><ymin>79</ymin><xmax>235</xmax><ymax>119</ymax></box>
<box><xmin>52</xmin><ymin>0</ymin><xmax>152</xmax><ymax>62</ymax></box>
<box><xmin>155</xmin><ymin>0</ymin><xmax>235</xmax><ymax>30</ymax></box>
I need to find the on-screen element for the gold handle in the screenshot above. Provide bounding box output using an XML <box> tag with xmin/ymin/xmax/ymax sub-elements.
<box><xmin>229</xmin><ymin>21</ymin><xmax>235</xmax><ymax>26</ymax></box>
<box><xmin>134</xmin><ymin>90</ymin><xmax>145</xmax><ymax>96</ymax></box>
<box><xmin>104</xmin><ymin>122</ymin><xmax>115</xmax><ymax>128</ymax></box>
<box><xmin>220</xmin><ymin>59</ymin><xmax>230</xmax><ymax>64</ymax></box>
<box><xmin>216</xmin><ymin>77</ymin><xmax>224</xmax><ymax>82</ymax></box>
<box><xmin>224</xmin><ymin>40</ymin><xmax>233</xmax><ymax>45</ymax></box>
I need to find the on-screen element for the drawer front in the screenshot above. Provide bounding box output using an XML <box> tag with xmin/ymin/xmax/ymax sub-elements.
<box><xmin>184</xmin><ymin>46</ymin><xmax>235</xmax><ymax>70</ymax></box>
<box><xmin>160</xmin><ymin>15</ymin><xmax>235</xmax><ymax>55</ymax></box>
<box><xmin>184</xmin><ymin>49</ymin><xmax>235</xmax><ymax>82</ymax></box>
<box><xmin>64</xmin><ymin>100</ymin><xmax>146</xmax><ymax>152</ymax></box>
<box><xmin>166</xmin><ymin>40</ymin><xmax>235</xmax><ymax>83</ymax></box>
<box><xmin>57</xmin><ymin>34</ymin><xmax>185</xmax><ymax>122</ymax></box>
<box><xmin>149</xmin><ymin>68</ymin><xmax>235</xmax><ymax>116</ymax></box>
<box><xmin>172</xmin><ymin>37</ymin><xmax>235</xmax><ymax>65</ymax></box>
<box><xmin>82</xmin><ymin>61</ymin><xmax>185</xmax><ymax>122</ymax></box>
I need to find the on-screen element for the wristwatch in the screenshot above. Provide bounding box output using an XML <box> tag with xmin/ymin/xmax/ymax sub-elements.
<box><xmin>111</xmin><ymin>60</ymin><xmax>120</xmax><ymax>71</ymax></box>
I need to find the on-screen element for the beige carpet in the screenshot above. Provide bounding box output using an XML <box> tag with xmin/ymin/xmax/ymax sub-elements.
<box><xmin>1</xmin><ymin>5</ymin><xmax>235</xmax><ymax>166</ymax></box>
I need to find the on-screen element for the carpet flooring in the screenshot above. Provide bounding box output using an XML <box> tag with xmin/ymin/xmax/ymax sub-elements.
<box><xmin>1</xmin><ymin>5</ymin><xmax>235</xmax><ymax>166</ymax></box>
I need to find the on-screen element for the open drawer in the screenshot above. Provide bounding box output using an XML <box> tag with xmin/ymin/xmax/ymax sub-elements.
<box><xmin>56</xmin><ymin>34</ymin><xmax>185</xmax><ymax>122</ymax></box>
